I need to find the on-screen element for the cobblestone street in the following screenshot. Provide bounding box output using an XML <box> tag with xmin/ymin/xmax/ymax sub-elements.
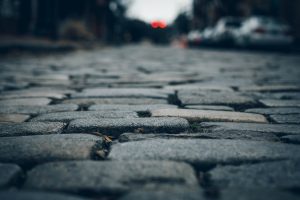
<box><xmin>0</xmin><ymin>45</ymin><xmax>300</xmax><ymax>200</ymax></box>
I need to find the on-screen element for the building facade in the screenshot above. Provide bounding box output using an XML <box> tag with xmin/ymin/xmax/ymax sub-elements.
<box><xmin>0</xmin><ymin>0</ymin><xmax>121</xmax><ymax>41</ymax></box>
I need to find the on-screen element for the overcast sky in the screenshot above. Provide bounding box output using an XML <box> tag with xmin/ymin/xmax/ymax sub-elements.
<box><xmin>125</xmin><ymin>0</ymin><xmax>192</xmax><ymax>24</ymax></box>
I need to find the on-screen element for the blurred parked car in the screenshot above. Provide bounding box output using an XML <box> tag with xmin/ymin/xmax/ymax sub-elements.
<box><xmin>187</xmin><ymin>30</ymin><xmax>202</xmax><ymax>46</ymax></box>
<box><xmin>235</xmin><ymin>16</ymin><xmax>293</xmax><ymax>48</ymax></box>
<box><xmin>212</xmin><ymin>17</ymin><xmax>243</xmax><ymax>45</ymax></box>
<box><xmin>187</xmin><ymin>27</ymin><xmax>215</xmax><ymax>47</ymax></box>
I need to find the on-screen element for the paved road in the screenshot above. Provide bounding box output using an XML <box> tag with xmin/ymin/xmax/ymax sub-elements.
<box><xmin>0</xmin><ymin>45</ymin><xmax>300</xmax><ymax>200</ymax></box>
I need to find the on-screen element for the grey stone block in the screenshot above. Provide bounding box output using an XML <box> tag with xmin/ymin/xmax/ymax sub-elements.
<box><xmin>30</xmin><ymin>111</ymin><xmax>138</xmax><ymax>122</ymax></box>
<box><xmin>118</xmin><ymin>132</ymin><xmax>278</xmax><ymax>143</ymax></box>
<box><xmin>209</xmin><ymin>160</ymin><xmax>300</xmax><ymax>189</ymax></box>
<box><xmin>0</xmin><ymin>98</ymin><xmax>51</xmax><ymax>106</ymax></box>
<box><xmin>89</xmin><ymin>104</ymin><xmax>177</xmax><ymax>112</ymax></box>
<box><xmin>184</xmin><ymin>105</ymin><xmax>234</xmax><ymax>111</ymax></box>
<box><xmin>220</xmin><ymin>188</ymin><xmax>299</xmax><ymax>200</ymax></box>
<box><xmin>0</xmin><ymin>104</ymin><xmax>78</xmax><ymax>115</ymax></box>
<box><xmin>120</xmin><ymin>187</ymin><xmax>204</xmax><ymax>200</ymax></box>
<box><xmin>0</xmin><ymin>114</ymin><xmax>30</xmax><ymax>123</ymax></box>
<box><xmin>0</xmin><ymin>134</ymin><xmax>103</xmax><ymax>167</ymax></box>
<box><xmin>66</xmin><ymin>117</ymin><xmax>190</xmax><ymax>136</ymax></box>
<box><xmin>25</xmin><ymin>160</ymin><xmax>198</xmax><ymax>195</ymax></box>
<box><xmin>200</xmin><ymin>122</ymin><xmax>300</xmax><ymax>136</ymax></box>
<box><xmin>0</xmin><ymin>163</ymin><xmax>23</xmax><ymax>188</ymax></box>
<box><xmin>71</xmin><ymin>88</ymin><xmax>169</xmax><ymax>99</ymax></box>
<box><xmin>245</xmin><ymin>107</ymin><xmax>300</xmax><ymax>115</ymax></box>
<box><xmin>178</xmin><ymin>90</ymin><xmax>256</xmax><ymax>107</ymax></box>
<box><xmin>151</xmin><ymin>108</ymin><xmax>267</xmax><ymax>123</ymax></box>
<box><xmin>62</xmin><ymin>98</ymin><xmax>169</xmax><ymax>106</ymax></box>
<box><xmin>260</xmin><ymin>99</ymin><xmax>300</xmax><ymax>107</ymax></box>
<box><xmin>109</xmin><ymin>139</ymin><xmax>300</xmax><ymax>168</ymax></box>
<box><xmin>281</xmin><ymin>135</ymin><xmax>300</xmax><ymax>144</ymax></box>
<box><xmin>0</xmin><ymin>191</ymin><xmax>89</xmax><ymax>200</ymax></box>
<box><xmin>0</xmin><ymin>122</ymin><xmax>66</xmax><ymax>137</ymax></box>
<box><xmin>270</xmin><ymin>114</ymin><xmax>300</xmax><ymax>124</ymax></box>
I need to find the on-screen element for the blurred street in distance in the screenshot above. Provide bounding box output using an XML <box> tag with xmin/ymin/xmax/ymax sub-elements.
<box><xmin>1</xmin><ymin>1</ymin><xmax>300</xmax><ymax>200</ymax></box>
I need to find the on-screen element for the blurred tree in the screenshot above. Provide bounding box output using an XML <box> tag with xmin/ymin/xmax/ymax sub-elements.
<box><xmin>174</xmin><ymin>12</ymin><xmax>191</xmax><ymax>34</ymax></box>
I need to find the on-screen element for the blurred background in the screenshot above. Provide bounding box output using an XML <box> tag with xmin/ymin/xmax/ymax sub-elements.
<box><xmin>0</xmin><ymin>0</ymin><xmax>299</xmax><ymax>51</ymax></box>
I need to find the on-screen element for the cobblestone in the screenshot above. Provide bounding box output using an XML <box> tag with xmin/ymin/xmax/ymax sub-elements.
<box><xmin>151</xmin><ymin>108</ymin><xmax>267</xmax><ymax>123</ymax></box>
<box><xmin>184</xmin><ymin>105</ymin><xmax>234</xmax><ymax>111</ymax></box>
<box><xmin>239</xmin><ymin>85</ymin><xmax>300</xmax><ymax>92</ymax></box>
<box><xmin>0</xmin><ymin>104</ymin><xmax>78</xmax><ymax>115</ymax></box>
<box><xmin>178</xmin><ymin>90</ymin><xmax>256</xmax><ymax>107</ymax></box>
<box><xmin>0</xmin><ymin>191</ymin><xmax>89</xmax><ymax>200</ymax></box>
<box><xmin>209</xmin><ymin>160</ymin><xmax>300</xmax><ymax>189</ymax></box>
<box><xmin>0</xmin><ymin>134</ymin><xmax>103</xmax><ymax>167</ymax></box>
<box><xmin>109</xmin><ymin>139</ymin><xmax>300</xmax><ymax>168</ymax></box>
<box><xmin>25</xmin><ymin>160</ymin><xmax>197</xmax><ymax>195</ymax></box>
<box><xmin>71</xmin><ymin>88</ymin><xmax>169</xmax><ymax>99</ymax></box>
<box><xmin>0</xmin><ymin>90</ymin><xmax>66</xmax><ymax>100</ymax></box>
<box><xmin>0</xmin><ymin>114</ymin><xmax>30</xmax><ymax>123</ymax></box>
<box><xmin>89</xmin><ymin>104</ymin><xmax>177</xmax><ymax>112</ymax></box>
<box><xmin>118</xmin><ymin>131</ymin><xmax>278</xmax><ymax>142</ymax></box>
<box><xmin>0</xmin><ymin>163</ymin><xmax>23</xmax><ymax>188</ymax></box>
<box><xmin>200</xmin><ymin>122</ymin><xmax>300</xmax><ymax>136</ymax></box>
<box><xmin>0</xmin><ymin>122</ymin><xmax>66</xmax><ymax>137</ymax></box>
<box><xmin>30</xmin><ymin>111</ymin><xmax>138</xmax><ymax>122</ymax></box>
<box><xmin>67</xmin><ymin>117</ymin><xmax>189</xmax><ymax>136</ymax></box>
<box><xmin>220</xmin><ymin>189</ymin><xmax>299</xmax><ymax>200</ymax></box>
<box><xmin>245</xmin><ymin>107</ymin><xmax>300</xmax><ymax>115</ymax></box>
<box><xmin>0</xmin><ymin>98</ymin><xmax>51</xmax><ymax>106</ymax></box>
<box><xmin>260</xmin><ymin>99</ymin><xmax>300</xmax><ymax>107</ymax></box>
<box><xmin>1</xmin><ymin>46</ymin><xmax>300</xmax><ymax>198</ymax></box>
<box><xmin>120</xmin><ymin>187</ymin><xmax>204</xmax><ymax>200</ymax></box>
<box><xmin>270</xmin><ymin>114</ymin><xmax>300</xmax><ymax>124</ymax></box>
<box><xmin>281</xmin><ymin>135</ymin><xmax>300</xmax><ymax>144</ymax></box>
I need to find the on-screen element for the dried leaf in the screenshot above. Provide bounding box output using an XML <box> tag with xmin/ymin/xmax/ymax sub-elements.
<box><xmin>103</xmin><ymin>135</ymin><xmax>113</xmax><ymax>142</ymax></box>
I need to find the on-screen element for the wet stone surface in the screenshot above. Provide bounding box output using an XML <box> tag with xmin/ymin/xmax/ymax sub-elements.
<box><xmin>0</xmin><ymin>46</ymin><xmax>300</xmax><ymax>198</ymax></box>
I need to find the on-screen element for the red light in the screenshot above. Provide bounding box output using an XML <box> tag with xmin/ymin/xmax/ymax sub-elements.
<box><xmin>151</xmin><ymin>21</ymin><xmax>167</xmax><ymax>29</ymax></box>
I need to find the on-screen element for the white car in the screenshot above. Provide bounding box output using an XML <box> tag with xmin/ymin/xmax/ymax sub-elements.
<box><xmin>213</xmin><ymin>17</ymin><xmax>243</xmax><ymax>44</ymax></box>
<box><xmin>235</xmin><ymin>17</ymin><xmax>293</xmax><ymax>47</ymax></box>
<box><xmin>187</xmin><ymin>30</ymin><xmax>202</xmax><ymax>45</ymax></box>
